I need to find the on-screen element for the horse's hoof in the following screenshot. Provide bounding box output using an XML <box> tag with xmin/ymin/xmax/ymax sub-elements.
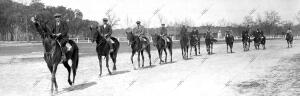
<box><xmin>68</xmin><ymin>80</ymin><xmax>72</xmax><ymax>86</ymax></box>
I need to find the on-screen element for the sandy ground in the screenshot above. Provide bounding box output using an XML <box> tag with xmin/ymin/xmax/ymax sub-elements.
<box><xmin>0</xmin><ymin>39</ymin><xmax>299</xmax><ymax>96</ymax></box>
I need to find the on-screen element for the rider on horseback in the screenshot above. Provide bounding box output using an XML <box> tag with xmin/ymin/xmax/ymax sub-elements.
<box><xmin>160</xmin><ymin>24</ymin><xmax>168</xmax><ymax>47</ymax></box>
<box><xmin>98</xmin><ymin>18</ymin><xmax>113</xmax><ymax>52</ymax></box>
<box><xmin>133</xmin><ymin>21</ymin><xmax>149</xmax><ymax>42</ymax></box>
<box><xmin>206</xmin><ymin>27</ymin><xmax>212</xmax><ymax>39</ymax></box>
<box><xmin>52</xmin><ymin>13</ymin><xmax>69</xmax><ymax>61</ymax></box>
<box><xmin>225</xmin><ymin>29</ymin><xmax>232</xmax><ymax>36</ymax></box>
<box><xmin>191</xmin><ymin>27</ymin><xmax>199</xmax><ymax>37</ymax></box>
<box><xmin>286</xmin><ymin>27</ymin><xmax>293</xmax><ymax>40</ymax></box>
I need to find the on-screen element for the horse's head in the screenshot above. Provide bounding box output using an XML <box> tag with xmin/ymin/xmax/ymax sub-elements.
<box><xmin>31</xmin><ymin>14</ymin><xmax>53</xmax><ymax>39</ymax></box>
<box><xmin>125</xmin><ymin>31</ymin><xmax>135</xmax><ymax>46</ymax></box>
<box><xmin>89</xmin><ymin>26</ymin><xmax>106</xmax><ymax>44</ymax></box>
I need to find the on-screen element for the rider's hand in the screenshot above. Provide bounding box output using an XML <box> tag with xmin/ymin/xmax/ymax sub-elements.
<box><xmin>31</xmin><ymin>17</ymin><xmax>36</xmax><ymax>23</ymax></box>
<box><xmin>56</xmin><ymin>33</ymin><xmax>61</xmax><ymax>37</ymax></box>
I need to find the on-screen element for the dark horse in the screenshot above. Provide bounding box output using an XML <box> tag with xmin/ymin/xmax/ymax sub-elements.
<box><xmin>151</xmin><ymin>34</ymin><xmax>173</xmax><ymax>64</ymax></box>
<box><xmin>252</xmin><ymin>31</ymin><xmax>266</xmax><ymax>50</ymax></box>
<box><xmin>189</xmin><ymin>32</ymin><xmax>201</xmax><ymax>56</ymax></box>
<box><xmin>125</xmin><ymin>31</ymin><xmax>151</xmax><ymax>69</ymax></box>
<box><xmin>31</xmin><ymin>15</ymin><xmax>79</xmax><ymax>93</ymax></box>
<box><xmin>205</xmin><ymin>33</ymin><xmax>217</xmax><ymax>54</ymax></box>
<box><xmin>225</xmin><ymin>33</ymin><xmax>234</xmax><ymax>53</ymax></box>
<box><xmin>242</xmin><ymin>31</ymin><xmax>251</xmax><ymax>51</ymax></box>
<box><xmin>180</xmin><ymin>32</ymin><xmax>190</xmax><ymax>59</ymax></box>
<box><xmin>286</xmin><ymin>33</ymin><xmax>293</xmax><ymax>48</ymax></box>
<box><xmin>90</xmin><ymin>27</ymin><xmax>120</xmax><ymax>76</ymax></box>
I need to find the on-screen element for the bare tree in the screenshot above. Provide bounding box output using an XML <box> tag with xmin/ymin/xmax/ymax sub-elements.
<box><xmin>105</xmin><ymin>8</ymin><xmax>120</xmax><ymax>28</ymax></box>
<box><xmin>157</xmin><ymin>13</ymin><xmax>164</xmax><ymax>24</ymax></box>
<box><xmin>296</xmin><ymin>10</ymin><xmax>300</xmax><ymax>24</ymax></box>
<box><xmin>263</xmin><ymin>10</ymin><xmax>281</xmax><ymax>35</ymax></box>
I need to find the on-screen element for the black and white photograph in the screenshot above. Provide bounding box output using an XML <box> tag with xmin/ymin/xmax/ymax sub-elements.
<box><xmin>1</xmin><ymin>0</ymin><xmax>300</xmax><ymax>96</ymax></box>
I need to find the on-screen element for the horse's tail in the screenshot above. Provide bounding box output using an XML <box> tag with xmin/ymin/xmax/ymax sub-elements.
<box><xmin>68</xmin><ymin>39</ymin><xmax>79</xmax><ymax>70</ymax></box>
<box><xmin>111</xmin><ymin>37</ymin><xmax>120</xmax><ymax>53</ymax></box>
<box><xmin>68</xmin><ymin>40</ymin><xmax>79</xmax><ymax>51</ymax></box>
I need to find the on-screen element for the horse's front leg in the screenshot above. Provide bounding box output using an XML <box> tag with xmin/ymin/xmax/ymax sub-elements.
<box><xmin>211</xmin><ymin>44</ymin><xmax>213</xmax><ymax>54</ymax></box>
<box><xmin>137</xmin><ymin>51</ymin><xmax>141</xmax><ymax>68</ymax></box>
<box><xmin>164</xmin><ymin>48</ymin><xmax>167</xmax><ymax>63</ymax></box>
<box><xmin>181</xmin><ymin>47</ymin><xmax>184</xmax><ymax>58</ymax></box>
<box><xmin>141</xmin><ymin>50</ymin><xmax>145</xmax><ymax>67</ymax></box>
<box><xmin>158</xmin><ymin>50</ymin><xmax>162</xmax><ymax>64</ymax></box>
<box><xmin>98</xmin><ymin>55</ymin><xmax>102</xmax><ymax>76</ymax></box>
<box><xmin>190</xmin><ymin>45</ymin><xmax>192</xmax><ymax>56</ymax></box>
<box><xmin>227</xmin><ymin>44</ymin><xmax>228</xmax><ymax>53</ymax></box>
<box><xmin>51</xmin><ymin>64</ymin><xmax>59</xmax><ymax>94</ymax></box>
<box><xmin>131</xmin><ymin>51</ymin><xmax>136</xmax><ymax>70</ymax></box>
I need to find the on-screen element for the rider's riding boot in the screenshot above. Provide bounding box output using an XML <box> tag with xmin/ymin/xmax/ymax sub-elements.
<box><xmin>61</xmin><ymin>47</ymin><xmax>67</xmax><ymax>61</ymax></box>
<box><xmin>164</xmin><ymin>38</ymin><xmax>168</xmax><ymax>48</ymax></box>
<box><xmin>108</xmin><ymin>41</ymin><xmax>113</xmax><ymax>52</ymax></box>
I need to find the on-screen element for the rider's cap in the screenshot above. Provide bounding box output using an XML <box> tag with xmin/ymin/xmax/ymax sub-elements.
<box><xmin>54</xmin><ymin>13</ymin><xmax>62</xmax><ymax>18</ymax></box>
<box><xmin>103</xmin><ymin>18</ymin><xmax>108</xmax><ymax>21</ymax></box>
<box><xmin>136</xmin><ymin>21</ymin><xmax>141</xmax><ymax>24</ymax></box>
<box><xmin>161</xmin><ymin>24</ymin><xmax>165</xmax><ymax>26</ymax></box>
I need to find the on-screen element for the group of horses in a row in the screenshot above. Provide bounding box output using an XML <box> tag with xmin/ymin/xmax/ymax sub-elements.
<box><xmin>31</xmin><ymin>15</ymin><xmax>294</xmax><ymax>94</ymax></box>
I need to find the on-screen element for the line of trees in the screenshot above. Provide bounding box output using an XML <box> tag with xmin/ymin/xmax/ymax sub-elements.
<box><xmin>0</xmin><ymin>0</ymin><xmax>97</xmax><ymax>41</ymax></box>
<box><xmin>1</xmin><ymin>0</ymin><xmax>300</xmax><ymax>41</ymax></box>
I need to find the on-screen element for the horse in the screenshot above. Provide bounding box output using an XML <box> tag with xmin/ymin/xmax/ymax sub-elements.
<box><xmin>205</xmin><ymin>33</ymin><xmax>217</xmax><ymax>54</ymax></box>
<box><xmin>252</xmin><ymin>31</ymin><xmax>266</xmax><ymax>50</ymax></box>
<box><xmin>180</xmin><ymin>32</ymin><xmax>190</xmax><ymax>59</ymax></box>
<box><xmin>225</xmin><ymin>33</ymin><xmax>234</xmax><ymax>53</ymax></box>
<box><xmin>89</xmin><ymin>26</ymin><xmax>120</xmax><ymax>76</ymax></box>
<box><xmin>151</xmin><ymin>34</ymin><xmax>172</xmax><ymax>64</ymax></box>
<box><xmin>189</xmin><ymin>32</ymin><xmax>201</xmax><ymax>56</ymax></box>
<box><xmin>31</xmin><ymin>15</ymin><xmax>79</xmax><ymax>93</ymax></box>
<box><xmin>242</xmin><ymin>31</ymin><xmax>251</xmax><ymax>51</ymax></box>
<box><xmin>125</xmin><ymin>31</ymin><xmax>151</xmax><ymax>69</ymax></box>
<box><xmin>286</xmin><ymin>33</ymin><xmax>293</xmax><ymax>48</ymax></box>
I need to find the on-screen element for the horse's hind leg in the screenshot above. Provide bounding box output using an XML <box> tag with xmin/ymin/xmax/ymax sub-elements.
<box><xmin>62</xmin><ymin>61</ymin><xmax>72</xmax><ymax>85</ymax></box>
<box><xmin>71</xmin><ymin>56</ymin><xmax>79</xmax><ymax>85</ymax></box>
<box><xmin>231</xmin><ymin>43</ymin><xmax>233</xmax><ymax>53</ymax></box>
<box><xmin>211</xmin><ymin>44</ymin><xmax>213</xmax><ymax>54</ymax></box>
<box><xmin>198</xmin><ymin>42</ymin><xmax>200</xmax><ymax>54</ymax></box>
<box><xmin>146</xmin><ymin>46</ymin><xmax>152</xmax><ymax>66</ymax></box>
<box><xmin>168</xmin><ymin>46</ymin><xmax>173</xmax><ymax>62</ymax></box>
<box><xmin>141</xmin><ymin>50</ymin><xmax>145</xmax><ymax>67</ymax></box>
<box><xmin>110</xmin><ymin>53</ymin><xmax>117</xmax><ymax>70</ymax></box>
<box><xmin>105</xmin><ymin>55</ymin><xmax>112</xmax><ymax>75</ymax></box>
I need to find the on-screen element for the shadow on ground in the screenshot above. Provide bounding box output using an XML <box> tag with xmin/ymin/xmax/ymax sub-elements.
<box><xmin>61</xmin><ymin>81</ymin><xmax>97</xmax><ymax>93</ymax></box>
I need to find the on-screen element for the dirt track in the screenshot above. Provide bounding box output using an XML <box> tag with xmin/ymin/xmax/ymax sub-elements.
<box><xmin>0</xmin><ymin>39</ymin><xmax>299</xmax><ymax>96</ymax></box>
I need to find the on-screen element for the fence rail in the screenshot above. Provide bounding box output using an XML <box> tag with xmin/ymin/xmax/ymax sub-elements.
<box><xmin>1</xmin><ymin>35</ymin><xmax>299</xmax><ymax>44</ymax></box>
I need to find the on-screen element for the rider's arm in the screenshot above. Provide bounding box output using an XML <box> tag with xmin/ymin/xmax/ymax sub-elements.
<box><xmin>60</xmin><ymin>21</ymin><xmax>69</xmax><ymax>37</ymax></box>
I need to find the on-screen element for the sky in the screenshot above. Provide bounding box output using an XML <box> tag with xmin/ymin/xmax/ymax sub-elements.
<box><xmin>15</xmin><ymin>0</ymin><xmax>300</xmax><ymax>28</ymax></box>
